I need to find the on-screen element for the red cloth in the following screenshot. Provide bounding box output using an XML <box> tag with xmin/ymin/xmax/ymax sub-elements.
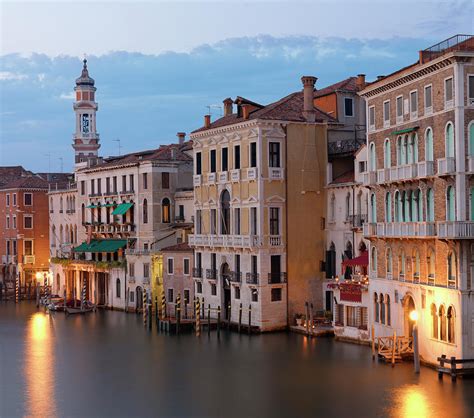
<box><xmin>341</xmin><ymin>251</ymin><xmax>368</xmax><ymax>267</ymax></box>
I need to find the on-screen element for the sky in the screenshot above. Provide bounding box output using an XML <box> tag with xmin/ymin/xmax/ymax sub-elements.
<box><xmin>0</xmin><ymin>0</ymin><xmax>472</xmax><ymax>172</ymax></box>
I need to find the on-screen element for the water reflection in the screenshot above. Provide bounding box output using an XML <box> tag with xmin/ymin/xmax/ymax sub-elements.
<box><xmin>396</xmin><ymin>385</ymin><xmax>430</xmax><ymax>418</ymax></box>
<box><xmin>25</xmin><ymin>312</ymin><xmax>57</xmax><ymax>418</ymax></box>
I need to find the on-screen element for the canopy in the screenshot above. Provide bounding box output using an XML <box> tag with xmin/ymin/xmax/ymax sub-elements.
<box><xmin>391</xmin><ymin>126</ymin><xmax>419</xmax><ymax>136</ymax></box>
<box><xmin>341</xmin><ymin>251</ymin><xmax>368</xmax><ymax>267</ymax></box>
<box><xmin>112</xmin><ymin>202</ymin><xmax>133</xmax><ymax>215</ymax></box>
<box><xmin>73</xmin><ymin>239</ymin><xmax>127</xmax><ymax>253</ymax></box>
<box><xmin>86</xmin><ymin>204</ymin><xmax>99</xmax><ymax>209</ymax></box>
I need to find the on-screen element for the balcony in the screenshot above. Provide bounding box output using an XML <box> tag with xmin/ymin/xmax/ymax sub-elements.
<box><xmin>468</xmin><ymin>156</ymin><xmax>474</xmax><ymax>173</ymax></box>
<box><xmin>125</xmin><ymin>249</ymin><xmax>152</xmax><ymax>256</ymax></box>
<box><xmin>192</xmin><ymin>267</ymin><xmax>203</xmax><ymax>278</ymax></box>
<box><xmin>247</xmin><ymin>167</ymin><xmax>258</xmax><ymax>181</ymax></box>
<box><xmin>230</xmin><ymin>169</ymin><xmax>240</xmax><ymax>182</ymax></box>
<box><xmin>417</xmin><ymin>161</ymin><xmax>435</xmax><ymax>178</ymax></box>
<box><xmin>268</xmin><ymin>272</ymin><xmax>287</xmax><ymax>284</ymax></box>
<box><xmin>268</xmin><ymin>235</ymin><xmax>283</xmax><ymax>246</ymax></box>
<box><xmin>437</xmin><ymin>157</ymin><xmax>456</xmax><ymax>176</ymax></box>
<box><xmin>365</xmin><ymin>222</ymin><xmax>436</xmax><ymax>238</ymax></box>
<box><xmin>229</xmin><ymin>271</ymin><xmax>242</xmax><ymax>283</ymax></box>
<box><xmin>269</xmin><ymin>167</ymin><xmax>284</xmax><ymax>180</ymax></box>
<box><xmin>389</xmin><ymin>164</ymin><xmax>417</xmax><ymax>182</ymax></box>
<box><xmin>437</xmin><ymin>221</ymin><xmax>474</xmax><ymax>239</ymax></box>
<box><xmin>23</xmin><ymin>255</ymin><xmax>35</xmax><ymax>264</ymax></box>
<box><xmin>347</xmin><ymin>214</ymin><xmax>367</xmax><ymax>228</ymax></box>
<box><xmin>207</xmin><ymin>173</ymin><xmax>216</xmax><ymax>184</ymax></box>
<box><xmin>363</xmin><ymin>223</ymin><xmax>377</xmax><ymax>237</ymax></box>
<box><xmin>362</xmin><ymin>171</ymin><xmax>377</xmax><ymax>186</ymax></box>
<box><xmin>377</xmin><ymin>169</ymin><xmax>390</xmax><ymax>184</ymax></box>
<box><xmin>206</xmin><ymin>269</ymin><xmax>217</xmax><ymax>280</ymax></box>
<box><xmin>188</xmin><ymin>234</ymin><xmax>261</xmax><ymax>249</ymax></box>
<box><xmin>218</xmin><ymin>172</ymin><xmax>228</xmax><ymax>183</ymax></box>
<box><xmin>193</xmin><ymin>175</ymin><xmax>202</xmax><ymax>186</ymax></box>
<box><xmin>246</xmin><ymin>272</ymin><xmax>259</xmax><ymax>285</ymax></box>
<box><xmin>2</xmin><ymin>255</ymin><xmax>16</xmax><ymax>264</ymax></box>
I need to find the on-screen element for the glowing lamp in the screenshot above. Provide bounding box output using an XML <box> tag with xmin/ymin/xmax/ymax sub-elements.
<box><xmin>35</xmin><ymin>272</ymin><xmax>43</xmax><ymax>280</ymax></box>
<box><xmin>409</xmin><ymin>310</ymin><xmax>419</xmax><ymax>322</ymax></box>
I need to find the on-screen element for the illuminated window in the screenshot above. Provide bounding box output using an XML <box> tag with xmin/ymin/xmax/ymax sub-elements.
<box><xmin>447</xmin><ymin>306</ymin><xmax>455</xmax><ymax>343</ymax></box>
<box><xmin>431</xmin><ymin>304</ymin><xmax>438</xmax><ymax>339</ymax></box>
<box><xmin>162</xmin><ymin>198</ymin><xmax>171</xmax><ymax>223</ymax></box>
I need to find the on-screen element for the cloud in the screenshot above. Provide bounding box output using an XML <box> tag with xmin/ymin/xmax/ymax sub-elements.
<box><xmin>0</xmin><ymin>71</ymin><xmax>28</xmax><ymax>81</ymax></box>
<box><xmin>59</xmin><ymin>92</ymin><xmax>75</xmax><ymax>100</ymax></box>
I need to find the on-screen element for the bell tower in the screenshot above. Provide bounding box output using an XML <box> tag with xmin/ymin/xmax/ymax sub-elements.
<box><xmin>72</xmin><ymin>59</ymin><xmax>100</xmax><ymax>164</ymax></box>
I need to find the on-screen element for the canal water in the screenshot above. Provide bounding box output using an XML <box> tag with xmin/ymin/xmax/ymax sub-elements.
<box><xmin>1</xmin><ymin>302</ymin><xmax>473</xmax><ymax>418</ymax></box>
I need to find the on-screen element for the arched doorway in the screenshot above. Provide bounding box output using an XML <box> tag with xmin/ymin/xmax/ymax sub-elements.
<box><xmin>136</xmin><ymin>286</ymin><xmax>143</xmax><ymax>312</ymax></box>
<box><xmin>403</xmin><ymin>294</ymin><xmax>416</xmax><ymax>337</ymax></box>
<box><xmin>221</xmin><ymin>262</ymin><xmax>231</xmax><ymax>320</ymax></box>
<box><xmin>344</xmin><ymin>241</ymin><xmax>353</xmax><ymax>280</ymax></box>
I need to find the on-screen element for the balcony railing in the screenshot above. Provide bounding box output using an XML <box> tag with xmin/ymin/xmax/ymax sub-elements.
<box><xmin>125</xmin><ymin>249</ymin><xmax>152</xmax><ymax>256</ymax></box>
<box><xmin>437</xmin><ymin>157</ymin><xmax>456</xmax><ymax>175</ymax></box>
<box><xmin>206</xmin><ymin>269</ymin><xmax>217</xmax><ymax>280</ymax></box>
<box><xmin>189</xmin><ymin>234</ymin><xmax>261</xmax><ymax>248</ymax></box>
<box><xmin>367</xmin><ymin>222</ymin><xmax>436</xmax><ymax>238</ymax></box>
<box><xmin>23</xmin><ymin>255</ymin><xmax>35</xmax><ymax>264</ymax></box>
<box><xmin>230</xmin><ymin>271</ymin><xmax>242</xmax><ymax>283</ymax></box>
<box><xmin>192</xmin><ymin>267</ymin><xmax>203</xmax><ymax>278</ymax></box>
<box><xmin>269</xmin><ymin>167</ymin><xmax>284</xmax><ymax>180</ymax></box>
<box><xmin>347</xmin><ymin>214</ymin><xmax>368</xmax><ymax>228</ymax></box>
<box><xmin>468</xmin><ymin>156</ymin><xmax>474</xmax><ymax>173</ymax></box>
<box><xmin>363</xmin><ymin>223</ymin><xmax>377</xmax><ymax>237</ymax></box>
<box><xmin>437</xmin><ymin>221</ymin><xmax>474</xmax><ymax>239</ymax></box>
<box><xmin>268</xmin><ymin>235</ymin><xmax>283</xmax><ymax>246</ymax></box>
<box><xmin>246</xmin><ymin>272</ymin><xmax>259</xmax><ymax>285</ymax></box>
<box><xmin>377</xmin><ymin>169</ymin><xmax>390</xmax><ymax>184</ymax></box>
<box><xmin>362</xmin><ymin>171</ymin><xmax>377</xmax><ymax>186</ymax></box>
<box><xmin>268</xmin><ymin>272</ymin><xmax>287</xmax><ymax>284</ymax></box>
<box><xmin>390</xmin><ymin>164</ymin><xmax>417</xmax><ymax>182</ymax></box>
<box><xmin>417</xmin><ymin>161</ymin><xmax>435</xmax><ymax>178</ymax></box>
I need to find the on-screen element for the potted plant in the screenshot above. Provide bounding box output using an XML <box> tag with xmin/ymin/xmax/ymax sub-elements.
<box><xmin>295</xmin><ymin>314</ymin><xmax>304</xmax><ymax>327</ymax></box>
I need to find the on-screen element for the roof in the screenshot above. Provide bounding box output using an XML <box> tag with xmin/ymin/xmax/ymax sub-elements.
<box><xmin>0</xmin><ymin>166</ymin><xmax>33</xmax><ymax>187</ymax></box>
<box><xmin>0</xmin><ymin>175</ymin><xmax>49</xmax><ymax>190</ymax></box>
<box><xmin>329</xmin><ymin>170</ymin><xmax>355</xmax><ymax>185</ymax></box>
<box><xmin>75</xmin><ymin>59</ymin><xmax>95</xmax><ymax>86</ymax></box>
<box><xmin>192</xmin><ymin>92</ymin><xmax>335</xmax><ymax>133</ymax></box>
<box><xmin>313</xmin><ymin>77</ymin><xmax>359</xmax><ymax>98</ymax></box>
<box><xmin>161</xmin><ymin>242</ymin><xmax>192</xmax><ymax>252</ymax></box>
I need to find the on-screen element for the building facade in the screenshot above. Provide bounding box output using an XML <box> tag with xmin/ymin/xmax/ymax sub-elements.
<box><xmin>360</xmin><ymin>35</ymin><xmax>474</xmax><ymax>363</ymax></box>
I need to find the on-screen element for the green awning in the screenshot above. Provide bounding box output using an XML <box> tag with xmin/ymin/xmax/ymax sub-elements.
<box><xmin>103</xmin><ymin>203</ymin><xmax>115</xmax><ymax>207</ymax></box>
<box><xmin>73</xmin><ymin>239</ymin><xmax>127</xmax><ymax>253</ymax></box>
<box><xmin>86</xmin><ymin>204</ymin><xmax>99</xmax><ymax>209</ymax></box>
<box><xmin>391</xmin><ymin>127</ymin><xmax>419</xmax><ymax>135</ymax></box>
<box><xmin>112</xmin><ymin>202</ymin><xmax>133</xmax><ymax>215</ymax></box>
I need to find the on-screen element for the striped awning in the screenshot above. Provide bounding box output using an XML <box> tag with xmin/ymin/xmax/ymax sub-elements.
<box><xmin>73</xmin><ymin>239</ymin><xmax>127</xmax><ymax>253</ymax></box>
<box><xmin>112</xmin><ymin>202</ymin><xmax>133</xmax><ymax>215</ymax></box>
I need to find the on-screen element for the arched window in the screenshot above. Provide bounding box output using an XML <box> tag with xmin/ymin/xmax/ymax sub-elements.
<box><xmin>386</xmin><ymin>248</ymin><xmax>393</xmax><ymax>277</ymax></box>
<box><xmin>370</xmin><ymin>193</ymin><xmax>377</xmax><ymax>223</ymax></box>
<box><xmin>412</xmin><ymin>249</ymin><xmax>420</xmax><ymax>281</ymax></box>
<box><xmin>220</xmin><ymin>190</ymin><xmax>231</xmax><ymax>234</ymax></box>
<box><xmin>417</xmin><ymin>189</ymin><xmax>423</xmax><ymax>222</ymax></box>
<box><xmin>369</xmin><ymin>142</ymin><xmax>376</xmax><ymax>171</ymax></box>
<box><xmin>386</xmin><ymin>295</ymin><xmax>391</xmax><ymax>326</ymax></box>
<box><xmin>81</xmin><ymin>203</ymin><xmax>85</xmax><ymax>224</ymax></box>
<box><xmin>431</xmin><ymin>304</ymin><xmax>438</xmax><ymax>339</ymax></box>
<box><xmin>427</xmin><ymin>247</ymin><xmax>435</xmax><ymax>284</ymax></box>
<box><xmin>60</xmin><ymin>197</ymin><xmax>63</xmax><ymax>212</ymax></box>
<box><xmin>411</xmin><ymin>189</ymin><xmax>419</xmax><ymax>222</ymax></box>
<box><xmin>426</xmin><ymin>188</ymin><xmax>434</xmax><ymax>222</ymax></box>
<box><xmin>446</xmin><ymin>186</ymin><xmax>455</xmax><ymax>221</ymax></box>
<box><xmin>469</xmin><ymin>121</ymin><xmax>474</xmax><ymax>156</ymax></box>
<box><xmin>447</xmin><ymin>306</ymin><xmax>455</xmax><ymax>343</ymax></box>
<box><xmin>399</xmin><ymin>250</ymin><xmax>406</xmax><ymax>280</ymax></box>
<box><xmin>380</xmin><ymin>294</ymin><xmax>385</xmax><ymax>324</ymax></box>
<box><xmin>425</xmin><ymin>127</ymin><xmax>434</xmax><ymax>161</ymax></box>
<box><xmin>384</xmin><ymin>138</ymin><xmax>391</xmax><ymax>168</ymax></box>
<box><xmin>402</xmin><ymin>135</ymin><xmax>408</xmax><ymax>165</ymax></box>
<box><xmin>74</xmin><ymin>225</ymin><xmax>77</xmax><ymax>244</ymax></box>
<box><xmin>50</xmin><ymin>197</ymin><xmax>54</xmax><ymax>211</ymax></box>
<box><xmin>404</xmin><ymin>190</ymin><xmax>411</xmax><ymax>222</ymax></box>
<box><xmin>445</xmin><ymin>122</ymin><xmax>455</xmax><ymax>158</ymax></box>
<box><xmin>439</xmin><ymin>305</ymin><xmax>447</xmax><ymax>341</ymax></box>
<box><xmin>396</xmin><ymin>136</ymin><xmax>402</xmax><ymax>165</ymax></box>
<box><xmin>374</xmin><ymin>293</ymin><xmax>379</xmax><ymax>323</ymax></box>
<box><xmin>394</xmin><ymin>191</ymin><xmax>401</xmax><ymax>222</ymax></box>
<box><xmin>330</xmin><ymin>193</ymin><xmax>336</xmax><ymax>221</ymax></box>
<box><xmin>162</xmin><ymin>198</ymin><xmax>170</xmax><ymax>223</ymax></box>
<box><xmin>65</xmin><ymin>225</ymin><xmax>69</xmax><ymax>244</ymax></box>
<box><xmin>143</xmin><ymin>199</ymin><xmax>148</xmax><ymax>224</ymax></box>
<box><xmin>407</xmin><ymin>134</ymin><xmax>413</xmax><ymax>164</ymax></box>
<box><xmin>356</xmin><ymin>191</ymin><xmax>362</xmax><ymax>218</ymax></box>
<box><xmin>59</xmin><ymin>225</ymin><xmax>63</xmax><ymax>245</ymax></box>
<box><xmin>412</xmin><ymin>133</ymin><xmax>418</xmax><ymax>163</ymax></box>
<box><xmin>471</xmin><ymin>187</ymin><xmax>474</xmax><ymax>221</ymax></box>
<box><xmin>51</xmin><ymin>225</ymin><xmax>56</xmax><ymax>247</ymax></box>
<box><xmin>447</xmin><ymin>251</ymin><xmax>457</xmax><ymax>288</ymax></box>
<box><xmin>345</xmin><ymin>192</ymin><xmax>351</xmax><ymax>221</ymax></box>
<box><xmin>56</xmin><ymin>273</ymin><xmax>60</xmax><ymax>293</ymax></box>
<box><xmin>371</xmin><ymin>246</ymin><xmax>377</xmax><ymax>273</ymax></box>
<box><xmin>116</xmin><ymin>278</ymin><xmax>121</xmax><ymax>298</ymax></box>
<box><xmin>70</xmin><ymin>224</ymin><xmax>74</xmax><ymax>244</ymax></box>
<box><xmin>385</xmin><ymin>192</ymin><xmax>392</xmax><ymax>222</ymax></box>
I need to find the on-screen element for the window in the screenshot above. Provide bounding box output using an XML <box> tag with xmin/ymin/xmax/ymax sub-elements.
<box><xmin>445</xmin><ymin>77</ymin><xmax>453</xmax><ymax>106</ymax></box>
<box><xmin>162</xmin><ymin>198</ymin><xmax>171</xmax><ymax>223</ymax></box>
<box><xmin>97</xmin><ymin>178</ymin><xmax>102</xmax><ymax>194</ymax></box>
<box><xmin>425</xmin><ymin>128</ymin><xmax>434</xmax><ymax>161</ymax></box>
<box><xmin>250</xmin><ymin>207</ymin><xmax>257</xmax><ymax>235</ymax></box>
<box><xmin>195</xmin><ymin>210</ymin><xmax>202</xmax><ymax>234</ymax></box>
<box><xmin>196</xmin><ymin>152</ymin><xmax>202</xmax><ymax>175</ymax></box>
<box><xmin>167</xmin><ymin>258</ymin><xmax>174</xmax><ymax>275</ymax></box>
<box><xmin>178</xmin><ymin>205</ymin><xmax>184</xmax><ymax>220</ymax></box>
<box><xmin>113</xmin><ymin>177</ymin><xmax>117</xmax><ymax>193</ymax></box>
<box><xmin>426</xmin><ymin>188</ymin><xmax>434</xmax><ymax>222</ymax></box>
<box><xmin>424</xmin><ymin>85</ymin><xmax>432</xmax><ymax>112</ymax></box>
<box><xmin>6</xmin><ymin>216</ymin><xmax>10</xmax><ymax>229</ymax></box>
<box><xmin>143</xmin><ymin>173</ymin><xmax>148</xmax><ymax>189</ymax></box>
<box><xmin>196</xmin><ymin>281</ymin><xmax>202</xmax><ymax>294</ymax></box>
<box><xmin>329</xmin><ymin>194</ymin><xmax>336</xmax><ymax>222</ymax></box>
<box><xmin>386</xmin><ymin>248</ymin><xmax>393</xmax><ymax>277</ymax></box>
<box><xmin>380</xmin><ymin>294</ymin><xmax>385</xmax><ymax>324</ymax></box>
<box><xmin>162</xmin><ymin>172</ymin><xmax>170</xmax><ymax>189</ymax></box>
<box><xmin>396</xmin><ymin>96</ymin><xmax>403</xmax><ymax>118</ymax></box>
<box><xmin>346</xmin><ymin>306</ymin><xmax>358</xmax><ymax>327</ymax></box>
<box><xmin>469</xmin><ymin>122</ymin><xmax>474</xmax><ymax>157</ymax></box>
<box><xmin>413</xmin><ymin>249</ymin><xmax>420</xmax><ymax>280</ymax></box>
<box><xmin>431</xmin><ymin>304</ymin><xmax>438</xmax><ymax>339</ymax></box>
<box><xmin>410</xmin><ymin>90</ymin><xmax>418</xmax><ymax>116</ymax></box>
<box><xmin>235</xmin><ymin>254</ymin><xmax>241</xmax><ymax>275</ymax></box>
<box><xmin>234</xmin><ymin>208</ymin><xmax>241</xmax><ymax>234</ymax></box>
<box><xmin>447</xmin><ymin>251</ymin><xmax>457</xmax><ymax>288</ymax></box>
<box><xmin>439</xmin><ymin>305</ymin><xmax>447</xmax><ymax>341</ymax></box>
<box><xmin>210</xmin><ymin>209</ymin><xmax>217</xmax><ymax>234</ymax></box>
<box><xmin>447</xmin><ymin>306</ymin><xmax>455</xmax><ymax>343</ymax></box>
<box><xmin>445</xmin><ymin>122</ymin><xmax>455</xmax><ymax>158</ymax></box>
<box><xmin>24</xmin><ymin>240</ymin><xmax>33</xmax><ymax>256</ymax></box>
<box><xmin>168</xmin><ymin>288</ymin><xmax>174</xmax><ymax>303</ymax></box>
<box><xmin>143</xmin><ymin>263</ymin><xmax>150</xmax><ymax>278</ymax></box>
<box><xmin>345</xmin><ymin>193</ymin><xmax>350</xmax><ymax>221</ymax></box>
<box><xmin>106</xmin><ymin>177</ymin><xmax>110</xmax><ymax>194</ymax></box>
<box><xmin>446</xmin><ymin>186</ymin><xmax>455</xmax><ymax>221</ymax></box>
<box><xmin>116</xmin><ymin>279</ymin><xmax>121</xmax><ymax>298</ymax></box>
<box><xmin>234</xmin><ymin>287</ymin><xmax>240</xmax><ymax>299</ymax></box>
<box><xmin>386</xmin><ymin>295</ymin><xmax>391</xmax><ymax>326</ymax></box>
<box><xmin>6</xmin><ymin>193</ymin><xmax>10</xmax><ymax>206</ymax></box>
<box><xmin>6</xmin><ymin>240</ymin><xmax>10</xmax><ymax>256</ymax></box>
<box><xmin>210</xmin><ymin>149</ymin><xmax>216</xmax><ymax>173</ymax></box>
<box><xmin>374</xmin><ymin>293</ymin><xmax>379</xmax><ymax>322</ymax></box>
<box><xmin>184</xmin><ymin>289</ymin><xmax>190</xmax><ymax>304</ymax></box>
<box><xmin>384</xmin><ymin>139</ymin><xmax>391</xmax><ymax>168</ymax></box>
<box><xmin>399</xmin><ymin>250</ymin><xmax>406</xmax><ymax>280</ymax></box>
<box><xmin>269</xmin><ymin>142</ymin><xmax>280</xmax><ymax>167</ymax></box>
<box><xmin>369</xmin><ymin>142</ymin><xmax>376</xmax><ymax>171</ymax></box>
<box><xmin>130</xmin><ymin>291</ymin><xmax>135</xmax><ymax>303</ymax></box>
<box><xmin>234</xmin><ymin>145</ymin><xmax>240</xmax><ymax>169</ymax></box>
<box><xmin>370</xmin><ymin>193</ymin><xmax>377</xmax><ymax>223</ymax></box>
<box><xmin>344</xmin><ymin>97</ymin><xmax>354</xmax><ymax>117</ymax></box>
<box><xmin>183</xmin><ymin>258</ymin><xmax>190</xmax><ymax>275</ymax></box>
<box><xmin>129</xmin><ymin>174</ymin><xmax>134</xmax><ymax>191</ymax></box>
<box><xmin>271</xmin><ymin>288</ymin><xmax>282</xmax><ymax>302</ymax></box>
<box><xmin>427</xmin><ymin>248</ymin><xmax>435</xmax><ymax>284</ymax></box>
<box><xmin>385</xmin><ymin>192</ymin><xmax>392</xmax><ymax>223</ymax></box>
<box><xmin>371</xmin><ymin>247</ymin><xmax>377</xmax><ymax>273</ymax></box>
<box><xmin>24</xmin><ymin>215</ymin><xmax>33</xmax><ymax>229</ymax></box>
<box><xmin>12</xmin><ymin>215</ymin><xmax>16</xmax><ymax>229</ymax></box>
<box><xmin>12</xmin><ymin>193</ymin><xmax>17</xmax><ymax>206</ymax></box>
<box><xmin>221</xmin><ymin>147</ymin><xmax>228</xmax><ymax>171</ymax></box>
<box><xmin>269</xmin><ymin>207</ymin><xmax>280</xmax><ymax>235</ymax></box>
<box><xmin>383</xmin><ymin>100</ymin><xmax>390</xmax><ymax>126</ymax></box>
<box><xmin>211</xmin><ymin>283</ymin><xmax>217</xmax><ymax>296</ymax></box>
<box><xmin>143</xmin><ymin>199</ymin><xmax>148</xmax><ymax>224</ymax></box>
<box><xmin>24</xmin><ymin>193</ymin><xmax>32</xmax><ymax>206</ymax></box>
<box><xmin>122</xmin><ymin>175</ymin><xmax>127</xmax><ymax>192</ymax></box>
<box><xmin>250</xmin><ymin>142</ymin><xmax>257</xmax><ymax>167</ymax></box>
<box><xmin>220</xmin><ymin>190</ymin><xmax>230</xmax><ymax>234</ymax></box>
<box><xmin>251</xmin><ymin>288</ymin><xmax>258</xmax><ymax>302</ymax></box>
<box><xmin>368</xmin><ymin>106</ymin><xmax>375</xmax><ymax>130</ymax></box>
<box><xmin>469</xmin><ymin>75</ymin><xmax>474</xmax><ymax>105</ymax></box>
<box><xmin>129</xmin><ymin>263</ymin><xmax>135</xmax><ymax>277</ymax></box>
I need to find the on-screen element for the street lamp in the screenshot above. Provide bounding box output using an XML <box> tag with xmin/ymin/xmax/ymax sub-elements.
<box><xmin>410</xmin><ymin>310</ymin><xmax>420</xmax><ymax>374</ymax></box>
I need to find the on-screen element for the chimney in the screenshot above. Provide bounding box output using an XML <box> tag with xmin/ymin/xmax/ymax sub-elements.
<box><xmin>301</xmin><ymin>76</ymin><xmax>317</xmax><ymax>122</ymax></box>
<box><xmin>177</xmin><ymin>132</ymin><xmax>186</xmax><ymax>145</ymax></box>
<box><xmin>242</xmin><ymin>104</ymin><xmax>251</xmax><ymax>120</ymax></box>
<box><xmin>356</xmin><ymin>74</ymin><xmax>366</xmax><ymax>90</ymax></box>
<box><xmin>223</xmin><ymin>98</ymin><xmax>233</xmax><ymax>117</ymax></box>
<box><xmin>204</xmin><ymin>114</ymin><xmax>211</xmax><ymax>129</ymax></box>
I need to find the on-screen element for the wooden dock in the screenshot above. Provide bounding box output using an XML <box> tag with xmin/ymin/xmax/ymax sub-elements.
<box><xmin>437</xmin><ymin>355</ymin><xmax>474</xmax><ymax>381</ymax></box>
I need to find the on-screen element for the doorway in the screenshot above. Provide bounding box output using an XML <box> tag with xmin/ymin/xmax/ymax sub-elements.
<box><xmin>221</xmin><ymin>263</ymin><xmax>231</xmax><ymax>320</ymax></box>
<box><xmin>136</xmin><ymin>286</ymin><xmax>143</xmax><ymax>312</ymax></box>
<box><xmin>97</xmin><ymin>272</ymin><xmax>107</xmax><ymax>306</ymax></box>
<box><xmin>404</xmin><ymin>295</ymin><xmax>416</xmax><ymax>337</ymax></box>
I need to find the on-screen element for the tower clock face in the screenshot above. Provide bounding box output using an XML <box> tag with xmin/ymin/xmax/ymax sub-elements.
<box><xmin>81</xmin><ymin>114</ymin><xmax>90</xmax><ymax>134</ymax></box>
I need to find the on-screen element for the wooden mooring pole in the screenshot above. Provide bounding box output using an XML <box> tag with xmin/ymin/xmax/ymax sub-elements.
<box><xmin>217</xmin><ymin>305</ymin><xmax>221</xmax><ymax>338</ymax></box>
<box><xmin>195</xmin><ymin>299</ymin><xmax>201</xmax><ymax>337</ymax></box>
<box><xmin>305</xmin><ymin>302</ymin><xmax>310</xmax><ymax>337</ymax></box>
<box><xmin>248</xmin><ymin>304</ymin><xmax>252</xmax><ymax>335</ymax></box>
<box><xmin>227</xmin><ymin>302</ymin><xmax>231</xmax><ymax>331</ymax></box>
<box><xmin>371</xmin><ymin>325</ymin><xmax>375</xmax><ymax>360</ymax></box>
<box><xmin>391</xmin><ymin>331</ymin><xmax>397</xmax><ymax>367</ymax></box>
<box><xmin>238</xmin><ymin>303</ymin><xmax>242</xmax><ymax>333</ymax></box>
<box><xmin>207</xmin><ymin>304</ymin><xmax>211</xmax><ymax>336</ymax></box>
<box><xmin>176</xmin><ymin>293</ymin><xmax>181</xmax><ymax>335</ymax></box>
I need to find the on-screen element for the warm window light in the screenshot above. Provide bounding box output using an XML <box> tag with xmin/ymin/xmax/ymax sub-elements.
<box><xmin>409</xmin><ymin>310</ymin><xmax>419</xmax><ymax>322</ymax></box>
<box><xmin>35</xmin><ymin>272</ymin><xmax>43</xmax><ymax>280</ymax></box>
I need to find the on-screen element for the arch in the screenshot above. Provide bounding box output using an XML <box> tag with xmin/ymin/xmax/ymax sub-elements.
<box><xmin>329</xmin><ymin>241</ymin><xmax>336</xmax><ymax>251</ymax></box>
<box><xmin>143</xmin><ymin>198</ymin><xmax>148</xmax><ymax>224</ymax></box>
<box><xmin>426</xmin><ymin>188</ymin><xmax>434</xmax><ymax>222</ymax></box>
<box><xmin>116</xmin><ymin>278</ymin><xmax>121</xmax><ymax>298</ymax></box>
<box><xmin>386</xmin><ymin>295</ymin><xmax>391</xmax><ymax>326</ymax></box>
<box><xmin>162</xmin><ymin>198</ymin><xmax>171</xmax><ymax>223</ymax></box>
<box><xmin>445</xmin><ymin>122</ymin><xmax>455</xmax><ymax>158</ymax></box>
<box><xmin>220</xmin><ymin>190</ymin><xmax>231</xmax><ymax>234</ymax></box>
<box><xmin>369</xmin><ymin>142</ymin><xmax>376</xmax><ymax>171</ymax></box>
<box><xmin>446</xmin><ymin>186</ymin><xmax>455</xmax><ymax>221</ymax></box>
<box><xmin>371</xmin><ymin>246</ymin><xmax>377</xmax><ymax>273</ymax></box>
<box><xmin>394</xmin><ymin>190</ymin><xmax>401</xmax><ymax>222</ymax></box>
<box><xmin>399</xmin><ymin>249</ymin><xmax>406</xmax><ymax>280</ymax></box>
<box><xmin>427</xmin><ymin>247</ymin><xmax>436</xmax><ymax>283</ymax></box>
<box><xmin>345</xmin><ymin>192</ymin><xmax>351</xmax><ymax>221</ymax></box>
<box><xmin>411</xmin><ymin>189</ymin><xmax>419</xmax><ymax>222</ymax></box>
<box><xmin>412</xmin><ymin>133</ymin><xmax>418</xmax><ymax>163</ymax></box>
<box><xmin>370</xmin><ymin>193</ymin><xmax>377</xmax><ymax>223</ymax></box>
<box><xmin>385</xmin><ymin>191</ymin><xmax>392</xmax><ymax>222</ymax></box>
<box><xmin>56</xmin><ymin>273</ymin><xmax>60</xmax><ymax>293</ymax></box>
<box><xmin>384</xmin><ymin>138</ymin><xmax>391</xmax><ymax>168</ymax></box>
<box><xmin>412</xmin><ymin>248</ymin><xmax>420</xmax><ymax>280</ymax></box>
<box><xmin>439</xmin><ymin>305</ymin><xmax>447</xmax><ymax>341</ymax></box>
<box><xmin>447</xmin><ymin>250</ymin><xmax>457</xmax><ymax>288</ymax></box>
<box><xmin>374</xmin><ymin>292</ymin><xmax>379</xmax><ymax>323</ymax></box>
<box><xmin>396</xmin><ymin>136</ymin><xmax>402</xmax><ymax>165</ymax></box>
<box><xmin>386</xmin><ymin>247</ymin><xmax>393</xmax><ymax>277</ymax></box>
<box><xmin>403</xmin><ymin>190</ymin><xmax>411</xmax><ymax>222</ymax></box>
<box><xmin>431</xmin><ymin>303</ymin><xmax>438</xmax><ymax>339</ymax></box>
<box><xmin>358</xmin><ymin>241</ymin><xmax>367</xmax><ymax>254</ymax></box>
<box><xmin>379</xmin><ymin>294</ymin><xmax>385</xmax><ymax>324</ymax></box>
<box><xmin>447</xmin><ymin>306</ymin><xmax>455</xmax><ymax>343</ymax></box>
<box><xmin>425</xmin><ymin>127</ymin><xmax>434</xmax><ymax>161</ymax></box>
<box><xmin>402</xmin><ymin>135</ymin><xmax>408</xmax><ymax>165</ymax></box>
<box><xmin>404</xmin><ymin>294</ymin><xmax>416</xmax><ymax>337</ymax></box>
